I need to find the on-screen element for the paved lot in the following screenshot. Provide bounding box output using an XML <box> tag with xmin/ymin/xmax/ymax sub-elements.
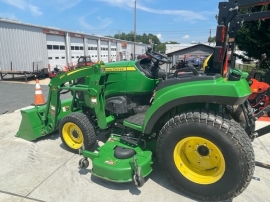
<box><xmin>0</xmin><ymin>79</ymin><xmax>70</xmax><ymax>115</ymax></box>
<box><xmin>0</xmin><ymin>79</ymin><xmax>270</xmax><ymax>202</ymax></box>
<box><xmin>0</xmin><ymin>109</ymin><xmax>269</xmax><ymax>202</ymax></box>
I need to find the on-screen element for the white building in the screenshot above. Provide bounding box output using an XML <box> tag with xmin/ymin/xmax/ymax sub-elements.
<box><xmin>166</xmin><ymin>43</ymin><xmax>215</xmax><ymax>54</ymax></box>
<box><xmin>0</xmin><ymin>18</ymin><xmax>147</xmax><ymax>79</ymax></box>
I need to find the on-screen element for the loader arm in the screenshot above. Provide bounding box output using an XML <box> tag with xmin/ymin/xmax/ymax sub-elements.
<box><xmin>44</xmin><ymin>64</ymin><xmax>109</xmax><ymax>133</ymax></box>
<box><xmin>16</xmin><ymin>63</ymin><xmax>108</xmax><ymax>141</ymax></box>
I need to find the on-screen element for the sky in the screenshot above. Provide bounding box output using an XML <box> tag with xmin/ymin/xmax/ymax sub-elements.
<box><xmin>0</xmin><ymin>0</ymin><xmax>221</xmax><ymax>43</ymax></box>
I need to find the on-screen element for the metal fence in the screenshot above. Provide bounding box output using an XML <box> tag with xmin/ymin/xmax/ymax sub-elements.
<box><xmin>235</xmin><ymin>63</ymin><xmax>255</xmax><ymax>72</ymax></box>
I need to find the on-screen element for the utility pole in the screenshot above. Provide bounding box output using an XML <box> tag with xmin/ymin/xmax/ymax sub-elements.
<box><xmin>209</xmin><ymin>29</ymin><xmax>212</xmax><ymax>45</ymax></box>
<box><xmin>133</xmin><ymin>0</ymin><xmax>136</xmax><ymax>60</ymax></box>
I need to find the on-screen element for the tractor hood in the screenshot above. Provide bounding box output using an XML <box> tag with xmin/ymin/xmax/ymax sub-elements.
<box><xmin>105</xmin><ymin>60</ymin><xmax>136</xmax><ymax>68</ymax></box>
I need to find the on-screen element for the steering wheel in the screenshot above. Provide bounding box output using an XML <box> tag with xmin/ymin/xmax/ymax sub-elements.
<box><xmin>146</xmin><ymin>48</ymin><xmax>172</xmax><ymax>64</ymax></box>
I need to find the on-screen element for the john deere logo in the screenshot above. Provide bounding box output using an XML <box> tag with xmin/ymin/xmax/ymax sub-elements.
<box><xmin>105</xmin><ymin>67</ymin><xmax>136</xmax><ymax>72</ymax></box>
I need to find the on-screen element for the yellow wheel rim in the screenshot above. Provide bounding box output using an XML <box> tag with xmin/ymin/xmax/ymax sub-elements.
<box><xmin>174</xmin><ymin>136</ymin><xmax>225</xmax><ymax>184</ymax></box>
<box><xmin>62</xmin><ymin>122</ymin><xmax>84</xmax><ymax>149</ymax></box>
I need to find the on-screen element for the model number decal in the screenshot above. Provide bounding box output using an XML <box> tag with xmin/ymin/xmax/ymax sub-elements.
<box><xmin>105</xmin><ymin>67</ymin><xmax>136</xmax><ymax>72</ymax></box>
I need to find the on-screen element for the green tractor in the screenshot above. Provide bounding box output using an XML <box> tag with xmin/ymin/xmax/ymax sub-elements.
<box><xmin>16</xmin><ymin>53</ymin><xmax>255</xmax><ymax>201</ymax></box>
<box><xmin>16</xmin><ymin>0</ymin><xmax>270</xmax><ymax>201</ymax></box>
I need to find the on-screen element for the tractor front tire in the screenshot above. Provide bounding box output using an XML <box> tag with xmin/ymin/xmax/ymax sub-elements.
<box><xmin>59</xmin><ymin>112</ymin><xmax>97</xmax><ymax>153</ymax></box>
<box><xmin>156</xmin><ymin>110</ymin><xmax>255</xmax><ymax>201</ymax></box>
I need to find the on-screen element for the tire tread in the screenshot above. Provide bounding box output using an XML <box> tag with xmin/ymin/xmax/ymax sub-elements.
<box><xmin>156</xmin><ymin>109</ymin><xmax>255</xmax><ymax>201</ymax></box>
<box><xmin>59</xmin><ymin>112</ymin><xmax>97</xmax><ymax>152</ymax></box>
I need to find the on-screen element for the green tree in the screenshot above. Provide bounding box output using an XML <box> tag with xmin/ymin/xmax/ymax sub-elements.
<box><xmin>155</xmin><ymin>43</ymin><xmax>166</xmax><ymax>53</ymax></box>
<box><xmin>112</xmin><ymin>31</ymin><xmax>166</xmax><ymax>52</ymax></box>
<box><xmin>236</xmin><ymin>5</ymin><xmax>270</xmax><ymax>69</ymax></box>
<box><xmin>236</xmin><ymin>21</ymin><xmax>270</xmax><ymax>60</ymax></box>
<box><xmin>208</xmin><ymin>36</ymin><xmax>216</xmax><ymax>43</ymax></box>
<box><xmin>113</xmin><ymin>32</ymin><xmax>161</xmax><ymax>44</ymax></box>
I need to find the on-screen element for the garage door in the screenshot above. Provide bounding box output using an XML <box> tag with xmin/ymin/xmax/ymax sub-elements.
<box><xmin>71</xmin><ymin>37</ymin><xmax>84</xmax><ymax>65</ymax></box>
<box><xmin>88</xmin><ymin>39</ymin><xmax>98</xmax><ymax>62</ymax></box>
<box><xmin>46</xmin><ymin>34</ymin><xmax>67</xmax><ymax>70</ymax></box>
<box><xmin>111</xmin><ymin>42</ymin><xmax>117</xmax><ymax>62</ymax></box>
<box><xmin>101</xmin><ymin>41</ymin><xmax>109</xmax><ymax>63</ymax></box>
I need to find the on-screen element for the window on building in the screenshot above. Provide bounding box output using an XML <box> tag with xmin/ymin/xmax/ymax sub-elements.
<box><xmin>47</xmin><ymin>45</ymin><xmax>52</xmax><ymax>49</ymax></box>
<box><xmin>62</xmin><ymin>57</ymin><xmax>65</xmax><ymax>59</ymax></box>
<box><xmin>80</xmin><ymin>46</ymin><xmax>83</xmax><ymax>50</ymax></box>
<box><xmin>60</xmin><ymin>45</ymin><xmax>65</xmax><ymax>50</ymax></box>
<box><xmin>75</xmin><ymin>46</ymin><xmax>79</xmax><ymax>50</ymax></box>
<box><xmin>71</xmin><ymin>46</ymin><xmax>74</xmax><ymax>50</ymax></box>
<box><xmin>55</xmin><ymin>57</ymin><xmax>59</xmax><ymax>59</ymax></box>
<box><xmin>72</xmin><ymin>56</ymin><xmax>74</xmax><ymax>58</ymax></box>
<box><xmin>53</xmin><ymin>45</ymin><xmax>59</xmax><ymax>50</ymax></box>
<box><xmin>48</xmin><ymin>57</ymin><xmax>52</xmax><ymax>59</ymax></box>
<box><xmin>76</xmin><ymin>56</ymin><xmax>79</xmax><ymax>58</ymax></box>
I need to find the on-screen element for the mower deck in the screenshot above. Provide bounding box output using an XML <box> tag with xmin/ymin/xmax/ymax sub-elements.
<box><xmin>81</xmin><ymin>135</ymin><xmax>153</xmax><ymax>183</ymax></box>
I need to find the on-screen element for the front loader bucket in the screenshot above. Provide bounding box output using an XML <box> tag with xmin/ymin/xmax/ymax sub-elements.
<box><xmin>16</xmin><ymin>105</ymin><xmax>46</xmax><ymax>141</ymax></box>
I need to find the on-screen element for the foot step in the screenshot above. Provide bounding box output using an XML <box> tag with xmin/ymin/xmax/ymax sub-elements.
<box><xmin>124</xmin><ymin>113</ymin><xmax>146</xmax><ymax>126</ymax></box>
<box><xmin>120</xmin><ymin>136</ymin><xmax>139</xmax><ymax>146</ymax></box>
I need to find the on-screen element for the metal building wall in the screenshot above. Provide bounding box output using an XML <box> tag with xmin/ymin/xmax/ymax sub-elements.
<box><xmin>0</xmin><ymin>21</ymin><xmax>48</xmax><ymax>78</ymax></box>
<box><xmin>136</xmin><ymin>44</ymin><xmax>146</xmax><ymax>57</ymax></box>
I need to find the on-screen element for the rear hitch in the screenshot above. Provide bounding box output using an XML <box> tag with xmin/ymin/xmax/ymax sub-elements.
<box><xmin>254</xmin><ymin>105</ymin><xmax>270</xmax><ymax>120</ymax></box>
<box><xmin>255</xmin><ymin>161</ymin><xmax>270</xmax><ymax>170</ymax></box>
<box><xmin>250</xmin><ymin>132</ymin><xmax>258</xmax><ymax>141</ymax></box>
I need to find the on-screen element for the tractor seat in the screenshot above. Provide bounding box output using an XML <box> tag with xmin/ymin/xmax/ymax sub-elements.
<box><xmin>167</xmin><ymin>72</ymin><xmax>194</xmax><ymax>79</ymax></box>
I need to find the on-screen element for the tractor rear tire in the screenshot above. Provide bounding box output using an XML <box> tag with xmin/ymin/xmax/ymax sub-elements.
<box><xmin>156</xmin><ymin>109</ymin><xmax>255</xmax><ymax>201</ymax></box>
<box><xmin>59</xmin><ymin>112</ymin><xmax>97</xmax><ymax>153</ymax></box>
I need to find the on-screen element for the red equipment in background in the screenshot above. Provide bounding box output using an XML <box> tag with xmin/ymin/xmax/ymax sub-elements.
<box><xmin>248</xmin><ymin>78</ymin><xmax>270</xmax><ymax>117</ymax></box>
<box><xmin>49</xmin><ymin>56</ymin><xmax>94</xmax><ymax>79</ymax></box>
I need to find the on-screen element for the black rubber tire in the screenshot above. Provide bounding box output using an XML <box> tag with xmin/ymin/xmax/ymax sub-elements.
<box><xmin>59</xmin><ymin>112</ymin><xmax>97</xmax><ymax>153</ymax></box>
<box><xmin>229</xmin><ymin>104</ymin><xmax>255</xmax><ymax>137</ymax></box>
<box><xmin>79</xmin><ymin>158</ymin><xmax>89</xmax><ymax>169</ymax></box>
<box><xmin>134</xmin><ymin>175</ymin><xmax>145</xmax><ymax>188</ymax></box>
<box><xmin>156</xmin><ymin>109</ymin><xmax>255</xmax><ymax>201</ymax></box>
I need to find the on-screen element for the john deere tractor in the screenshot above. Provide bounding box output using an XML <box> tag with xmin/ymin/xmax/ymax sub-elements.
<box><xmin>16</xmin><ymin>0</ymin><xmax>270</xmax><ymax>201</ymax></box>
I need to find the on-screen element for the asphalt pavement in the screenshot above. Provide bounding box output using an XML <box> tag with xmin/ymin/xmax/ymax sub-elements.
<box><xmin>0</xmin><ymin>79</ymin><xmax>270</xmax><ymax>202</ymax></box>
<box><xmin>0</xmin><ymin>79</ymin><xmax>70</xmax><ymax>114</ymax></box>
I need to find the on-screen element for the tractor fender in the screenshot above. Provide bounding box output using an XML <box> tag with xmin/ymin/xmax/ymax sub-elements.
<box><xmin>143</xmin><ymin>95</ymin><xmax>247</xmax><ymax>135</ymax></box>
<box><xmin>142</xmin><ymin>77</ymin><xmax>251</xmax><ymax>135</ymax></box>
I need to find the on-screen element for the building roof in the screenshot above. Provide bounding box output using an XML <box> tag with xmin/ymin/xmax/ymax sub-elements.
<box><xmin>0</xmin><ymin>18</ymin><xmax>142</xmax><ymax>45</ymax></box>
<box><xmin>166</xmin><ymin>44</ymin><xmax>215</xmax><ymax>56</ymax></box>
